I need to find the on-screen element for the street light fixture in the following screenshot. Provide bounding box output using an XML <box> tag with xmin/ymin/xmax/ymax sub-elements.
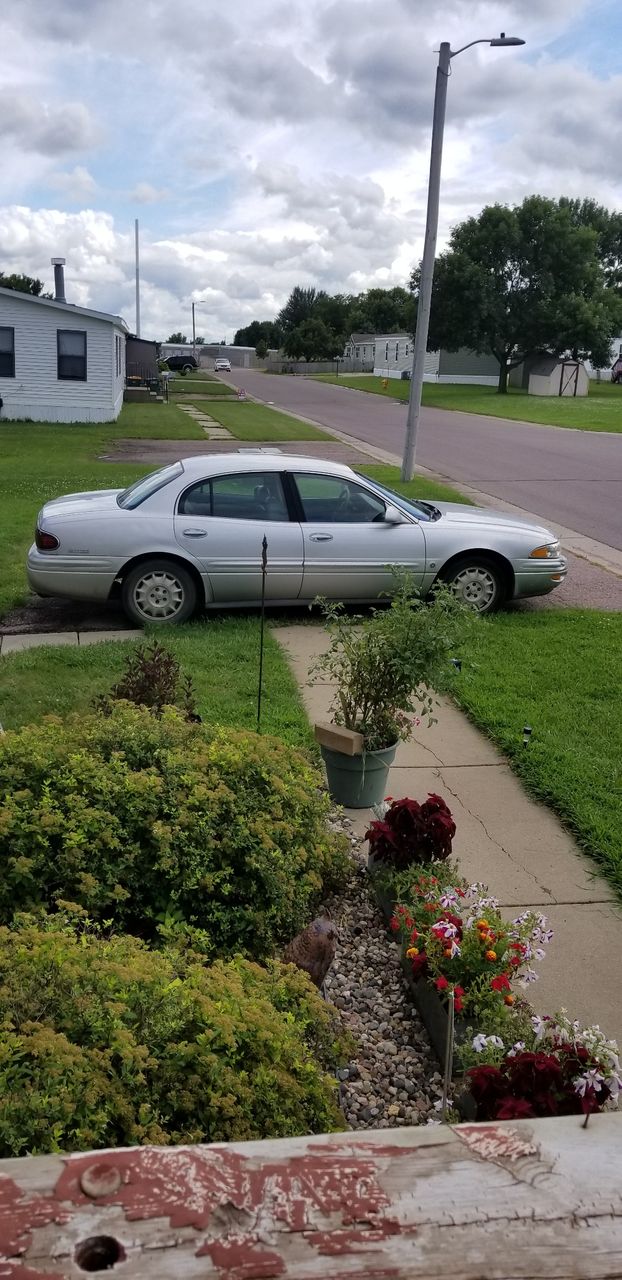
<box><xmin>191</xmin><ymin>299</ymin><xmax>208</xmax><ymax>360</ymax></box>
<box><xmin>401</xmin><ymin>33</ymin><xmax>525</xmax><ymax>481</ymax></box>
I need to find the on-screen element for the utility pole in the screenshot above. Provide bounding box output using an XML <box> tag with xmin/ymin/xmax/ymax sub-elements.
<box><xmin>134</xmin><ymin>218</ymin><xmax>141</xmax><ymax>337</ymax></box>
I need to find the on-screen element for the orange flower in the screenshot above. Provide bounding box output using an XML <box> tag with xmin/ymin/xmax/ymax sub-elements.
<box><xmin>485</xmin><ymin>949</ymin><xmax>497</xmax><ymax>961</ymax></box>
<box><xmin>504</xmin><ymin>994</ymin><xmax>515</xmax><ymax>1006</ymax></box>
<box><xmin>406</xmin><ymin>946</ymin><xmax>419</xmax><ymax>958</ymax></box>
<box><xmin>443</xmin><ymin>947</ymin><xmax>452</xmax><ymax>958</ymax></box>
<box><xmin>476</xmin><ymin>920</ymin><xmax>490</xmax><ymax>930</ymax></box>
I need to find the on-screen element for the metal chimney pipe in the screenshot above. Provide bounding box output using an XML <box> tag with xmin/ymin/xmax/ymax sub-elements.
<box><xmin>51</xmin><ymin>257</ymin><xmax>66</xmax><ymax>303</ymax></box>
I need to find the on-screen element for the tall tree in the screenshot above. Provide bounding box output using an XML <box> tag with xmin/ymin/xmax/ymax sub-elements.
<box><xmin>414</xmin><ymin>196</ymin><xmax>621</xmax><ymax>392</ymax></box>
<box><xmin>559</xmin><ymin>198</ymin><xmax>622</xmax><ymax>293</ymax></box>
<box><xmin>233</xmin><ymin>319</ymin><xmax>282</xmax><ymax>348</ymax></box>
<box><xmin>0</xmin><ymin>272</ymin><xmax>48</xmax><ymax>296</ymax></box>
<box><xmin>283</xmin><ymin>318</ymin><xmax>340</xmax><ymax>361</ymax></box>
<box><xmin>278</xmin><ymin>286</ymin><xmax>323</xmax><ymax>333</ymax></box>
<box><xmin>166</xmin><ymin>332</ymin><xmax>187</xmax><ymax>343</ymax></box>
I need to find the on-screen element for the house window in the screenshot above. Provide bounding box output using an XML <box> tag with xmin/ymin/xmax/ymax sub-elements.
<box><xmin>356</xmin><ymin>346</ymin><xmax>360</xmax><ymax>358</ymax></box>
<box><xmin>395</xmin><ymin>342</ymin><xmax>399</xmax><ymax>360</ymax></box>
<box><xmin>0</xmin><ymin>327</ymin><xmax>15</xmax><ymax>378</ymax></box>
<box><xmin>115</xmin><ymin>334</ymin><xmax>123</xmax><ymax>377</ymax></box>
<box><xmin>385</xmin><ymin>342</ymin><xmax>389</xmax><ymax>361</ymax></box>
<box><xmin>58</xmin><ymin>330</ymin><xmax>87</xmax><ymax>381</ymax></box>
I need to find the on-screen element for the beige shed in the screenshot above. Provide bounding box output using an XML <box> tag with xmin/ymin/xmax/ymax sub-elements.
<box><xmin>510</xmin><ymin>354</ymin><xmax>589</xmax><ymax>397</ymax></box>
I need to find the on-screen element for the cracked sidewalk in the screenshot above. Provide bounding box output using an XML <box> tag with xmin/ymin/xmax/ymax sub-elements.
<box><xmin>276</xmin><ymin>624</ymin><xmax>622</xmax><ymax>1043</ymax></box>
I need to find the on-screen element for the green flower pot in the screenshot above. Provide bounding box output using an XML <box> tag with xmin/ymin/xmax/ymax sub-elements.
<box><xmin>320</xmin><ymin>741</ymin><xmax>398</xmax><ymax>808</ymax></box>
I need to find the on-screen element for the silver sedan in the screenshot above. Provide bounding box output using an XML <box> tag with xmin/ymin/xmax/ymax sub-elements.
<box><xmin>27</xmin><ymin>453</ymin><xmax>567</xmax><ymax>625</ymax></box>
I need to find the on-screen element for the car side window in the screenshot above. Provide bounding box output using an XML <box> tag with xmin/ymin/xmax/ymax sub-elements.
<box><xmin>179</xmin><ymin>472</ymin><xmax>290</xmax><ymax>521</ymax></box>
<box><xmin>293</xmin><ymin>474</ymin><xmax>386</xmax><ymax>523</ymax></box>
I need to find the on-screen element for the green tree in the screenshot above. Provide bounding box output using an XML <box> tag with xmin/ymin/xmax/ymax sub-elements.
<box><xmin>166</xmin><ymin>332</ymin><xmax>187</xmax><ymax>343</ymax></box>
<box><xmin>0</xmin><ymin>272</ymin><xmax>48</xmax><ymax>296</ymax></box>
<box><xmin>415</xmin><ymin>196</ymin><xmax>621</xmax><ymax>393</ymax></box>
<box><xmin>255</xmin><ymin>339</ymin><xmax>268</xmax><ymax>359</ymax></box>
<box><xmin>352</xmin><ymin>286</ymin><xmax>415</xmax><ymax>336</ymax></box>
<box><xmin>195</xmin><ymin>335</ymin><xmax>205</xmax><ymax>345</ymax></box>
<box><xmin>283</xmin><ymin>318</ymin><xmax>340</xmax><ymax>361</ymax></box>
<box><xmin>278</xmin><ymin>286</ymin><xmax>324</xmax><ymax>333</ymax></box>
<box><xmin>233</xmin><ymin>319</ymin><xmax>282</xmax><ymax>348</ymax></box>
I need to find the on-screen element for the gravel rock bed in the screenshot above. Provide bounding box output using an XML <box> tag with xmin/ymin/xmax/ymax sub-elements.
<box><xmin>323</xmin><ymin>814</ymin><xmax>443</xmax><ymax>1129</ymax></box>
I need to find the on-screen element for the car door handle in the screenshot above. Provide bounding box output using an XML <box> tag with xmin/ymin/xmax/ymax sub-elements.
<box><xmin>182</xmin><ymin>528</ymin><xmax>208</xmax><ymax>537</ymax></box>
<box><xmin>309</xmin><ymin>533</ymin><xmax>333</xmax><ymax>542</ymax></box>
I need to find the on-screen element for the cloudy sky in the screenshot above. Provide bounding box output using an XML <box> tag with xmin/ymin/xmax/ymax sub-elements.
<box><xmin>0</xmin><ymin>0</ymin><xmax>619</xmax><ymax>340</ymax></box>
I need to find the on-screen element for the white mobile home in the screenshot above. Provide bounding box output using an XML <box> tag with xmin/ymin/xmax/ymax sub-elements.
<box><xmin>0</xmin><ymin>262</ymin><xmax>127</xmax><ymax>423</ymax></box>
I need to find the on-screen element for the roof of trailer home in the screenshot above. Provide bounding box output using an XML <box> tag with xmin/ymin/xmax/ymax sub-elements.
<box><xmin>0</xmin><ymin>286</ymin><xmax>128</xmax><ymax>330</ymax></box>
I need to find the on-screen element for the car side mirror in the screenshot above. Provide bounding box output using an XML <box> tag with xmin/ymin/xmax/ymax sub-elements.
<box><xmin>384</xmin><ymin>504</ymin><xmax>407</xmax><ymax>524</ymax></box>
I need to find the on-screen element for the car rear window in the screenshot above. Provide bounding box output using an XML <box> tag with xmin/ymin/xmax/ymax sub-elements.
<box><xmin>117</xmin><ymin>462</ymin><xmax>184</xmax><ymax>510</ymax></box>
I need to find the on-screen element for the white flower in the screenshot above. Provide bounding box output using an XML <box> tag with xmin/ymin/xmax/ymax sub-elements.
<box><xmin>472</xmin><ymin>1034</ymin><xmax>489</xmax><ymax>1052</ymax></box>
<box><xmin>440</xmin><ymin>892</ymin><xmax>458</xmax><ymax>909</ymax></box>
<box><xmin>531</xmin><ymin>1015</ymin><xmax>547</xmax><ymax>1041</ymax></box>
<box><xmin>507</xmin><ymin>1041</ymin><xmax>526</xmax><ymax>1058</ymax></box>
<box><xmin>519</xmin><ymin>968</ymin><xmax>539</xmax><ymax>986</ymax></box>
<box><xmin>574</xmin><ymin>1069</ymin><xmax>606</xmax><ymax>1098</ymax></box>
<box><xmin>534</xmin><ymin>948</ymin><xmax>546</xmax><ymax>961</ymax></box>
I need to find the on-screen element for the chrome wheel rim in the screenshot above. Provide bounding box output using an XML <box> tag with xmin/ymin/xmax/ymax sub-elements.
<box><xmin>134</xmin><ymin>570</ymin><xmax>185</xmax><ymax>620</ymax></box>
<box><xmin>451</xmin><ymin>565</ymin><xmax>497</xmax><ymax>611</ymax></box>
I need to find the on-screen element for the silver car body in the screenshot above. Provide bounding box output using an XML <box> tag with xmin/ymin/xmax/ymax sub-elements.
<box><xmin>27</xmin><ymin>453</ymin><xmax>567</xmax><ymax>613</ymax></box>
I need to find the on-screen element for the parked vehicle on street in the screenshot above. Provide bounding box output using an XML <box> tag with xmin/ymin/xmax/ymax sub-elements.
<box><xmin>27</xmin><ymin>455</ymin><xmax>567</xmax><ymax>626</ymax></box>
<box><xmin>164</xmin><ymin>354</ymin><xmax>198</xmax><ymax>373</ymax></box>
<box><xmin>214</xmin><ymin>358</ymin><xmax>232</xmax><ymax>372</ymax></box>
<box><xmin>611</xmin><ymin>357</ymin><xmax>622</xmax><ymax>384</ymax></box>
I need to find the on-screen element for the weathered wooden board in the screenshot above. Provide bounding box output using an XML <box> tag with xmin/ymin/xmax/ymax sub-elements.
<box><xmin>0</xmin><ymin>1116</ymin><xmax>621</xmax><ymax>1278</ymax></box>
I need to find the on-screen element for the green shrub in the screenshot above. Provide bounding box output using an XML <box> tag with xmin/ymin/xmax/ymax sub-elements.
<box><xmin>0</xmin><ymin>915</ymin><xmax>349</xmax><ymax>1155</ymax></box>
<box><xmin>0</xmin><ymin>704</ymin><xmax>348</xmax><ymax>954</ymax></box>
<box><xmin>93</xmin><ymin>639</ymin><xmax>199</xmax><ymax>720</ymax></box>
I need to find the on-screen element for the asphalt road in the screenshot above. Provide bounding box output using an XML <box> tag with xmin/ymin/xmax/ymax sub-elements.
<box><xmin>229</xmin><ymin>370</ymin><xmax>622</xmax><ymax>552</ymax></box>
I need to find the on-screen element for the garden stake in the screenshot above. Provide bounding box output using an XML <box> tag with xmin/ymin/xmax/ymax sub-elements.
<box><xmin>256</xmin><ymin>536</ymin><xmax>268</xmax><ymax>734</ymax></box>
<box><xmin>441</xmin><ymin>989</ymin><xmax>455</xmax><ymax>1122</ymax></box>
<box><xmin>522</xmin><ymin>724</ymin><xmax>532</xmax><ymax>747</ymax></box>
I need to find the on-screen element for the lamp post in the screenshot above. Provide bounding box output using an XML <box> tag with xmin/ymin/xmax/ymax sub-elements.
<box><xmin>401</xmin><ymin>33</ymin><xmax>525</xmax><ymax>481</ymax></box>
<box><xmin>191</xmin><ymin>300</ymin><xmax>208</xmax><ymax>361</ymax></box>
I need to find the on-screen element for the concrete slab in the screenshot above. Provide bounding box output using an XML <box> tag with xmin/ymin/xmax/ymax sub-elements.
<box><xmin>78</xmin><ymin>631</ymin><xmax>144</xmax><ymax>646</ymax></box>
<box><xmin>385</xmin><ymin>764</ymin><xmax>613</xmax><ymax>907</ymax></box>
<box><xmin>507</xmin><ymin>901</ymin><xmax>622</xmax><ymax>1044</ymax></box>
<box><xmin>1</xmin><ymin>632</ymin><xmax>78</xmax><ymax>653</ymax></box>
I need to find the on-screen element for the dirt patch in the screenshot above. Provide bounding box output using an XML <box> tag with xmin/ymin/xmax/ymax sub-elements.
<box><xmin>0</xmin><ymin>596</ymin><xmax>132</xmax><ymax>635</ymax></box>
<box><xmin>98</xmin><ymin>439</ymin><xmax>376</xmax><ymax>465</ymax></box>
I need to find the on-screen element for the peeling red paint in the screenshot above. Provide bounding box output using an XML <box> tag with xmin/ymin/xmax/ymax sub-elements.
<box><xmin>457</xmin><ymin>1124</ymin><xmax>539</xmax><ymax>1162</ymax></box>
<box><xmin>0</xmin><ymin>1172</ymin><xmax>68</xmax><ymax>1279</ymax></box>
<box><xmin>197</xmin><ymin>1236</ymin><xmax>286</xmax><ymax>1278</ymax></box>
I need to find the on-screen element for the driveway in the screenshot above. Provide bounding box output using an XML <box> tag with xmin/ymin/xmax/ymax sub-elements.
<box><xmin>228</xmin><ymin>370</ymin><xmax>622</xmax><ymax>552</ymax></box>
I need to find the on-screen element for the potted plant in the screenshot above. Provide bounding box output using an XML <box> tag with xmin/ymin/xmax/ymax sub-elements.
<box><xmin>312</xmin><ymin>575</ymin><xmax>474</xmax><ymax>807</ymax></box>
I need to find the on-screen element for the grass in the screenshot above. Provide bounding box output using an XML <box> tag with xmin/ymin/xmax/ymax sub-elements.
<box><xmin>0</xmin><ymin>620</ymin><xmax>313</xmax><ymax>747</ymax></box>
<box><xmin>203</xmin><ymin>400</ymin><xmax>332</xmax><ymax>441</ymax></box>
<box><xmin>169</xmin><ymin>379</ymin><xmax>236</xmax><ymax>397</ymax></box>
<box><xmin>313</xmin><ymin>374</ymin><xmax>622</xmax><ymax>432</ymax></box>
<box><xmin>454</xmin><ymin>609</ymin><xmax>622</xmax><ymax>894</ymax></box>
<box><xmin>358</xmin><ymin>464</ymin><xmax>474</xmax><ymax>506</ymax></box>
<box><xmin>0</xmin><ymin>401</ymin><xmax>204</xmax><ymax>616</ymax></box>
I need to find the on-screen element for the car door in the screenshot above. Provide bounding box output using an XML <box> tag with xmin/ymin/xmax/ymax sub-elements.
<box><xmin>292</xmin><ymin>472</ymin><xmax>426</xmax><ymax>601</ymax></box>
<box><xmin>174</xmin><ymin>470</ymin><xmax>303</xmax><ymax>602</ymax></box>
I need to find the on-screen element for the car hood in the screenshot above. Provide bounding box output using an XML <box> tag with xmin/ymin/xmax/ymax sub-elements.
<box><xmin>39</xmin><ymin>489</ymin><xmax>124</xmax><ymax>521</ymax></box>
<box><xmin>432</xmin><ymin>501</ymin><xmax>555</xmax><ymax>540</ymax></box>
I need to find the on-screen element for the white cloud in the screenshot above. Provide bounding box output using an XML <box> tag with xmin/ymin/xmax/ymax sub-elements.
<box><xmin>130</xmin><ymin>183</ymin><xmax>170</xmax><ymax>204</ymax></box>
<box><xmin>48</xmin><ymin>165</ymin><xmax>98</xmax><ymax>201</ymax></box>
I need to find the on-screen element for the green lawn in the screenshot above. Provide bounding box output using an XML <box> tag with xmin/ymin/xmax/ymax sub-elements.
<box><xmin>313</xmin><ymin>375</ymin><xmax>622</xmax><ymax>432</ymax></box>
<box><xmin>202</xmin><ymin>401</ymin><xmax>332</xmax><ymax>441</ymax></box>
<box><xmin>455</xmin><ymin>609</ymin><xmax>622</xmax><ymax>894</ymax></box>
<box><xmin>0</xmin><ymin>401</ymin><xmax>203</xmax><ymax>616</ymax></box>
<box><xmin>168</xmin><ymin>379</ymin><xmax>236</xmax><ymax>397</ymax></box>
<box><xmin>0</xmin><ymin>621</ymin><xmax>313</xmax><ymax>747</ymax></box>
<box><xmin>359</xmin><ymin>464</ymin><xmax>474</xmax><ymax>506</ymax></box>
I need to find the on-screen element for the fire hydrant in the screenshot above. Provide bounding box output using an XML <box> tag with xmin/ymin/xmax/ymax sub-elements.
<box><xmin>382</xmin><ymin>378</ymin><xmax>388</xmax><ymax>390</ymax></box>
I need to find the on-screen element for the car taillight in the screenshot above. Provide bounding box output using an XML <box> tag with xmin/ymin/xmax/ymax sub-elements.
<box><xmin>35</xmin><ymin>528</ymin><xmax>60</xmax><ymax>551</ymax></box>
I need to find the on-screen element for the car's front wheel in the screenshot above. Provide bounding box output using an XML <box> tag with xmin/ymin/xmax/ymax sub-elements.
<box><xmin>121</xmin><ymin>559</ymin><xmax>198</xmax><ymax>626</ymax></box>
<box><xmin>442</xmin><ymin>556</ymin><xmax>506</xmax><ymax>614</ymax></box>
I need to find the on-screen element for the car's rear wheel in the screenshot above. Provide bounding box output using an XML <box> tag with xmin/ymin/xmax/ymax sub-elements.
<box><xmin>121</xmin><ymin>559</ymin><xmax>198</xmax><ymax>626</ymax></box>
<box><xmin>442</xmin><ymin>556</ymin><xmax>505</xmax><ymax>614</ymax></box>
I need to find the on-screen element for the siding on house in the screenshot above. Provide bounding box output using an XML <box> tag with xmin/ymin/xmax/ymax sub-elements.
<box><xmin>437</xmin><ymin>347</ymin><xmax>500</xmax><ymax>385</ymax></box>
<box><xmin>0</xmin><ymin>289</ymin><xmax>126</xmax><ymax>423</ymax></box>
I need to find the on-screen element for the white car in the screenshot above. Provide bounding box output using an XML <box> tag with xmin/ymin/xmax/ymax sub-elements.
<box><xmin>27</xmin><ymin>454</ymin><xmax>567</xmax><ymax>626</ymax></box>
<box><xmin>214</xmin><ymin>358</ymin><xmax>232</xmax><ymax>373</ymax></box>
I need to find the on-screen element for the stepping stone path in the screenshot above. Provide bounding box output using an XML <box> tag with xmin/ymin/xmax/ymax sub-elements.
<box><xmin>177</xmin><ymin>403</ymin><xmax>233</xmax><ymax>439</ymax></box>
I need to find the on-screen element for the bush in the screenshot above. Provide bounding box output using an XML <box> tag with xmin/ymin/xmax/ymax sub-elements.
<box><xmin>93</xmin><ymin>640</ymin><xmax>199</xmax><ymax>720</ymax></box>
<box><xmin>0</xmin><ymin>915</ymin><xmax>349</xmax><ymax>1155</ymax></box>
<box><xmin>0</xmin><ymin>704</ymin><xmax>349</xmax><ymax>955</ymax></box>
<box><xmin>366</xmin><ymin>794</ymin><xmax>456</xmax><ymax>869</ymax></box>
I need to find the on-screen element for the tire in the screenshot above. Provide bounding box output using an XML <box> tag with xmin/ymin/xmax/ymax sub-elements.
<box><xmin>121</xmin><ymin>559</ymin><xmax>198</xmax><ymax>626</ymax></box>
<box><xmin>442</xmin><ymin>556</ymin><xmax>505</xmax><ymax>614</ymax></box>
<box><xmin>181</xmin><ymin>363</ymin><xmax>195</xmax><ymax>374</ymax></box>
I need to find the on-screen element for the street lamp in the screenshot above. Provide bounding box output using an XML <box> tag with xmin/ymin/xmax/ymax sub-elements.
<box><xmin>401</xmin><ymin>33</ymin><xmax>525</xmax><ymax>481</ymax></box>
<box><xmin>191</xmin><ymin>299</ymin><xmax>208</xmax><ymax>360</ymax></box>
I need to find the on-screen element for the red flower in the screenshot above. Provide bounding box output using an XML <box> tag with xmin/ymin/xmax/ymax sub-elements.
<box><xmin>411</xmin><ymin>951</ymin><xmax>429</xmax><ymax>981</ymax></box>
<box><xmin>389</xmin><ymin>917</ymin><xmax>400</xmax><ymax>932</ymax></box>
<box><xmin>496</xmin><ymin>1097</ymin><xmax>535</xmax><ymax>1120</ymax></box>
<box><xmin>491</xmin><ymin>974</ymin><xmax>511</xmax><ymax>992</ymax></box>
<box><xmin>410</xmin><ymin>928</ymin><xmax>419</xmax><ymax>943</ymax></box>
<box><xmin>435</xmin><ymin>975</ymin><xmax>449</xmax><ymax>992</ymax></box>
<box><xmin>454</xmin><ymin>985</ymin><xmax>465</xmax><ymax>997</ymax></box>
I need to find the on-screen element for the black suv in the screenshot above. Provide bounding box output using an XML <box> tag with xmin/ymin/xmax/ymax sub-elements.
<box><xmin>164</xmin><ymin>354</ymin><xmax>199</xmax><ymax>373</ymax></box>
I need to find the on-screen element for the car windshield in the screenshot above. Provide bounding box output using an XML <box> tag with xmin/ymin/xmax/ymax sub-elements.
<box><xmin>355</xmin><ymin>474</ymin><xmax>441</xmax><ymax>522</ymax></box>
<box><xmin>117</xmin><ymin>461</ymin><xmax>184</xmax><ymax>510</ymax></box>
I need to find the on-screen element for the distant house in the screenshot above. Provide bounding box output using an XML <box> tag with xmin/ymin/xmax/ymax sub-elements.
<box><xmin>0</xmin><ymin>259</ymin><xmax>127</xmax><ymax>423</ymax></box>
<box><xmin>342</xmin><ymin>333</ymin><xmax>500</xmax><ymax>384</ymax></box>
<box><xmin>126</xmin><ymin>335</ymin><xmax>159</xmax><ymax>383</ymax></box>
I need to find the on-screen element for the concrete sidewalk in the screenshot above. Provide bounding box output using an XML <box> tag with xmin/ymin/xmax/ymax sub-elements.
<box><xmin>0</xmin><ymin>630</ymin><xmax>143</xmax><ymax>654</ymax></box>
<box><xmin>276</xmin><ymin>624</ymin><xmax>622</xmax><ymax>1044</ymax></box>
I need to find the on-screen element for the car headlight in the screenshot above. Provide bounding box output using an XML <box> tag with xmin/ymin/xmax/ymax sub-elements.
<box><xmin>529</xmin><ymin>541</ymin><xmax>561</xmax><ymax>559</ymax></box>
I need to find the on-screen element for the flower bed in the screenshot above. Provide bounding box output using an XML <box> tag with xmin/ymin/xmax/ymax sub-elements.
<box><xmin>367</xmin><ymin>792</ymin><xmax>621</xmax><ymax>1123</ymax></box>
